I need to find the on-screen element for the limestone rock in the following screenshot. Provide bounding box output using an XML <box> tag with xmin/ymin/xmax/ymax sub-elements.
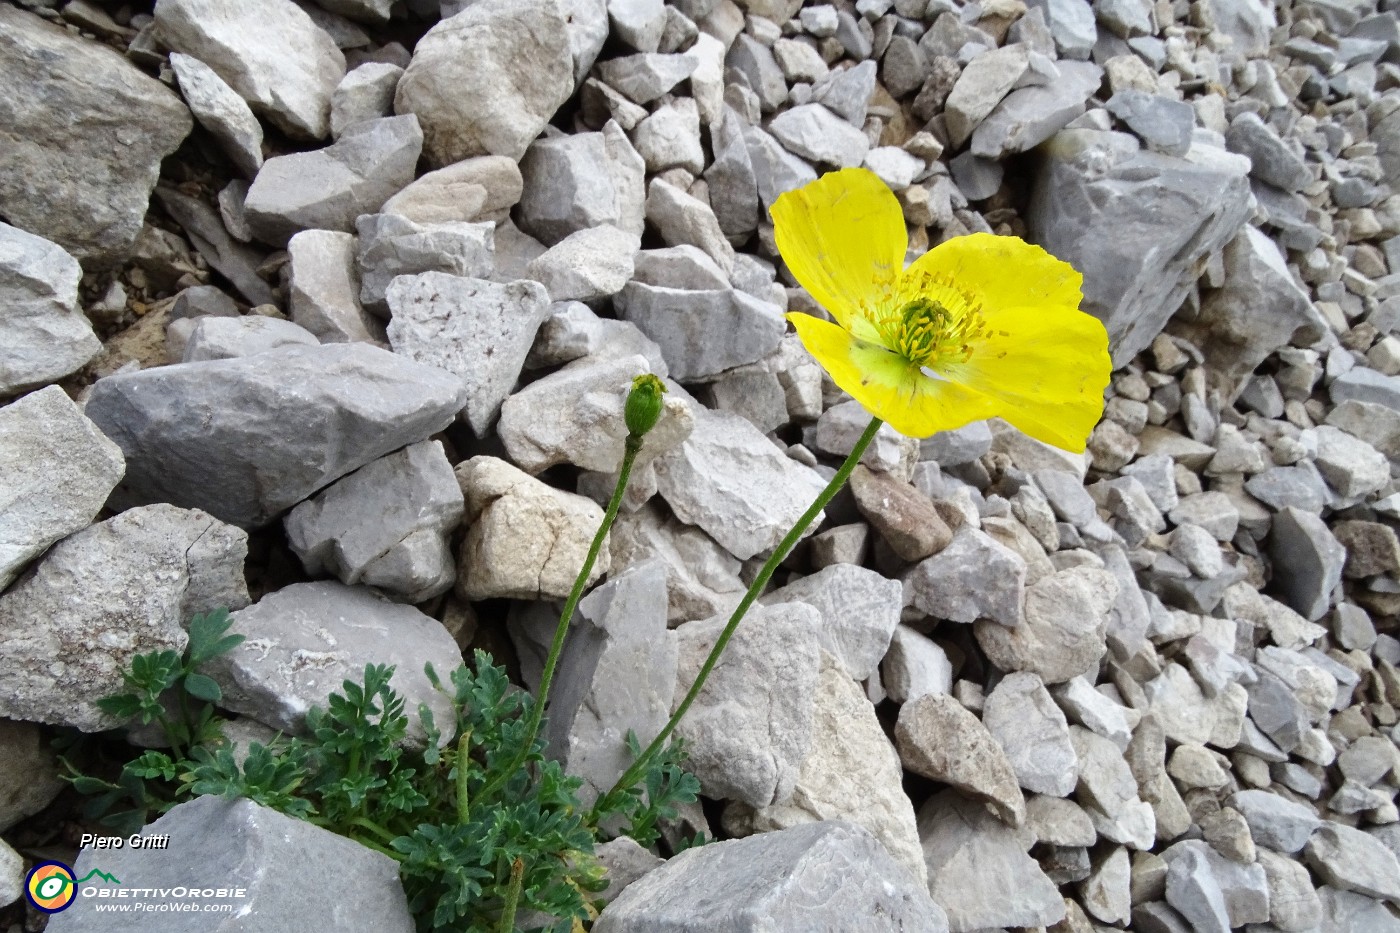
<box><xmin>984</xmin><ymin>671</ymin><xmax>1079</xmax><ymax>797</ymax></box>
<box><xmin>380</xmin><ymin>156</ymin><xmax>523</xmax><ymax>225</ymax></box>
<box><xmin>896</xmin><ymin>692</ymin><xmax>1027</xmax><ymax>826</ymax></box>
<box><xmin>762</xmin><ymin>564</ymin><xmax>902</xmax><ymax>682</ymax></box>
<box><xmin>0</xmin><ymin>505</ymin><xmax>248</xmax><ymax>731</ymax></box>
<box><xmin>593</xmin><ymin>822</ymin><xmax>948</xmax><ymax>933</ymax></box>
<box><xmin>0</xmin><ymin>223</ymin><xmax>100</xmax><ymax>397</ymax></box>
<box><xmin>975</xmin><ymin>566</ymin><xmax>1118</xmax><ymax>683</ymax></box>
<box><xmin>455</xmin><ymin>456</ymin><xmax>610</xmax><ymax>600</ymax></box>
<box><xmin>672</xmin><ymin>603</ymin><xmax>822</xmax><ymax>808</ymax></box>
<box><xmin>206</xmin><ymin>581</ymin><xmax>460</xmax><ymax>745</ymax></box>
<box><xmin>394</xmin><ymin>0</ymin><xmax>575</xmax><ymax>164</ymax></box>
<box><xmin>284</xmin><ymin>441</ymin><xmax>464</xmax><ymax>603</ymax></box>
<box><xmin>385</xmin><ymin>273</ymin><xmax>549</xmax><ymax>438</ymax></box>
<box><xmin>86</xmin><ymin>343</ymin><xmax>466</xmax><ymax>528</ymax></box>
<box><xmin>155</xmin><ymin>0</ymin><xmax>343</xmax><ymax>140</ymax></box>
<box><xmin>905</xmin><ymin>525</ymin><xmax>1027</xmax><ymax>627</ymax></box>
<box><xmin>0</xmin><ymin>6</ymin><xmax>193</xmax><ymax>263</ymax></box>
<box><xmin>170</xmin><ymin>52</ymin><xmax>264</xmax><ymax>178</ymax></box>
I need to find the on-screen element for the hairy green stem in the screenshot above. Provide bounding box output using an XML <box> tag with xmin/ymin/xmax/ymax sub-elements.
<box><xmin>498</xmin><ymin>858</ymin><xmax>525</xmax><ymax>933</ymax></box>
<box><xmin>455</xmin><ymin>730</ymin><xmax>472</xmax><ymax>825</ymax></box>
<box><xmin>477</xmin><ymin>434</ymin><xmax>644</xmax><ymax>804</ymax></box>
<box><xmin>597</xmin><ymin>416</ymin><xmax>884</xmax><ymax>813</ymax></box>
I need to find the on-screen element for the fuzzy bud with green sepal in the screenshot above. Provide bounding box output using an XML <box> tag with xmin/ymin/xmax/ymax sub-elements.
<box><xmin>624</xmin><ymin>374</ymin><xmax>667</xmax><ymax>437</ymax></box>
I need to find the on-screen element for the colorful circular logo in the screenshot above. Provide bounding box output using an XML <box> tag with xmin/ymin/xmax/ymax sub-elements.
<box><xmin>26</xmin><ymin>861</ymin><xmax>77</xmax><ymax>913</ymax></box>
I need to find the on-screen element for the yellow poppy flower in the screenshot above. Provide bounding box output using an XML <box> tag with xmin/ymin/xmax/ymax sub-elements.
<box><xmin>772</xmin><ymin>167</ymin><xmax>1111</xmax><ymax>452</ymax></box>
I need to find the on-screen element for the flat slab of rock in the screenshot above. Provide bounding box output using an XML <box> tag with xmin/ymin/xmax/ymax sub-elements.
<box><xmin>155</xmin><ymin>0</ymin><xmax>344</xmax><ymax>140</ymax></box>
<box><xmin>615</xmin><ymin>282</ymin><xmax>784</xmax><ymax>382</ymax></box>
<box><xmin>170</xmin><ymin>52</ymin><xmax>264</xmax><ymax>178</ymax></box>
<box><xmin>1306</xmin><ymin>821</ymin><xmax>1400</xmax><ymax>905</ymax></box>
<box><xmin>385</xmin><ymin>272</ymin><xmax>550</xmax><ymax>438</ymax></box>
<box><xmin>206</xmin><ymin>581</ymin><xmax>460</xmax><ymax>746</ymax></box>
<box><xmin>243</xmin><ymin>115</ymin><xmax>422</xmax><ymax>246</ymax></box>
<box><xmin>0</xmin><ymin>505</ymin><xmax>247</xmax><ymax>731</ymax></box>
<box><xmin>455</xmin><ymin>456</ymin><xmax>609</xmax><ymax>600</ymax></box>
<box><xmin>672</xmin><ymin>603</ymin><xmax>822</xmax><ymax>808</ymax></box>
<box><xmin>654</xmin><ymin>404</ymin><xmax>827</xmax><ymax>561</ymax></box>
<box><xmin>594</xmin><ymin>821</ymin><xmax>948</xmax><ymax>933</ymax></box>
<box><xmin>395</xmin><ymin>0</ymin><xmax>574</xmax><ymax>164</ymax></box>
<box><xmin>48</xmin><ymin>796</ymin><xmax>411</xmax><ymax>933</ymax></box>
<box><xmin>0</xmin><ymin>386</ymin><xmax>124</xmax><ymax>590</ymax></box>
<box><xmin>0</xmin><ymin>6</ymin><xmax>192</xmax><ymax>264</ymax></box>
<box><xmin>85</xmin><ymin>342</ymin><xmax>467</xmax><ymax>528</ymax></box>
<box><xmin>983</xmin><ymin>670</ymin><xmax>1079</xmax><ymax>797</ymax></box>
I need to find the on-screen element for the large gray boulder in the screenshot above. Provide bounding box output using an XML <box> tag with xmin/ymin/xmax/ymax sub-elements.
<box><xmin>0</xmin><ymin>6</ymin><xmax>192</xmax><ymax>264</ymax></box>
<box><xmin>395</xmin><ymin>0</ymin><xmax>575</xmax><ymax>164</ymax></box>
<box><xmin>0</xmin><ymin>505</ymin><xmax>248</xmax><ymax>732</ymax></box>
<box><xmin>154</xmin><ymin>0</ymin><xmax>344</xmax><ymax>141</ymax></box>
<box><xmin>49</xmin><ymin>796</ymin><xmax>412</xmax><ymax>933</ymax></box>
<box><xmin>205</xmin><ymin>581</ymin><xmax>461</xmax><ymax>746</ymax></box>
<box><xmin>1028</xmin><ymin>128</ymin><xmax>1251</xmax><ymax>368</ymax></box>
<box><xmin>84</xmin><ymin>343</ymin><xmax>467</xmax><ymax>529</ymax></box>
<box><xmin>594</xmin><ymin>821</ymin><xmax>948</xmax><ymax>932</ymax></box>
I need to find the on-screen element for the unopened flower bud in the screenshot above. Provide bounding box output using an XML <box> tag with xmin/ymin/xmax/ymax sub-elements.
<box><xmin>625</xmin><ymin>374</ymin><xmax>667</xmax><ymax>437</ymax></box>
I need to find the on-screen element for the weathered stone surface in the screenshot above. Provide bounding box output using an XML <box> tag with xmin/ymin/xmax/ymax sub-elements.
<box><xmin>945</xmin><ymin>43</ymin><xmax>1032</xmax><ymax>147</ymax></box>
<box><xmin>395</xmin><ymin>0</ymin><xmax>574</xmax><ymax>164</ymax></box>
<box><xmin>0</xmin><ymin>6</ymin><xmax>193</xmax><ymax>264</ymax></box>
<box><xmin>181</xmin><ymin>315</ymin><xmax>320</xmax><ymax>362</ymax></box>
<box><xmin>769</xmin><ymin>103</ymin><xmax>871</xmax><ymax>168</ymax></box>
<box><xmin>971</xmin><ymin>60</ymin><xmax>1102</xmax><ymax>158</ymax></box>
<box><xmin>1162</xmin><ymin>839</ymin><xmax>1269</xmax><ymax>931</ymax></box>
<box><xmin>984</xmin><ymin>671</ymin><xmax>1079</xmax><ymax>797</ymax></box>
<box><xmin>595</xmin><ymin>52</ymin><xmax>697</xmax><ymax>105</ymax></box>
<box><xmin>1106</xmin><ymin>90</ymin><xmax>1195</xmax><ymax>156</ymax></box>
<box><xmin>1029</xmin><ymin>128</ymin><xmax>1251</xmax><ymax>367</ymax></box>
<box><xmin>285</xmin><ymin>441</ymin><xmax>463</xmax><ymax>602</ymax></box>
<box><xmin>653</xmin><ymin>405</ymin><xmax>827</xmax><ymax>561</ymax></box>
<box><xmin>170</xmin><ymin>52</ymin><xmax>264</xmax><ymax>178</ymax></box>
<box><xmin>380</xmin><ymin>155</ymin><xmax>523</xmax><ymax>225</ymax></box>
<box><xmin>918</xmin><ymin>788</ymin><xmax>1065</xmax><ymax>931</ymax></box>
<box><xmin>905</xmin><ymin>525</ymin><xmax>1027</xmax><ymax>626</ymax></box>
<box><xmin>975</xmin><ymin>567</ymin><xmax>1118</xmax><ymax>683</ymax></box>
<box><xmin>1225</xmin><ymin>111</ymin><xmax>1311</xmax><ymax>191</ymax></box>
<box><xmin>243</xmin><ymin>115</ymin><xmax>422</xmax><ymax>246</ymax></box>
<box><xmin>208</xmin><ymin>581</ymin><xmax>458</xmax><ymax>744</ymax></box>
<box><xmin>356</xmin><ymin>213</ymin><xmax>495</xmax><ymax>315</ymax></box>
<box><xmin>644</xmin><ymin>178</ymin><xmax>736</xmax><ymax>275</ymax></box>
<box><xmin>1256</xmin><ymin>847</ymin><xmax>1322</xmax><ymax>932</ymax></box>
<box><xmin>287</xmin><ymin>229</ymin><xmax>385</xmax><ymax>345</ymax></box>
<box><xmin>0</xmin><ymin>224</ymin><xmax>100</xmax><ymax>397</ymax></box>
<box><xmin>882</xmin><ymin>625</ymin><xmax>954</xmax><ymax>703</ymax></box>
<box><xmin>1268</xmin><ymin>506</ymin><xmax>1346</xmax><ymax>622</ymax></box>
<box><xmin>1173</xmin><ymin>225</ymin><xmax>1329</xmax><ymax>402</ymax></box>
<box><xmin>86</xmin><ymin>343</ymin><xmax>466</xmax><ymax>528</ymax></box>
<box><xmin>673</xmin><ymin>603</ymin><xmax>821</xmax><ymax>808</ymax></box>
<box><xmin>0</xmin><ymin>505</ymin><xmax>248</xmax><ymax>731</ymax></box>
<box><xmin>0</xmin><ymin>386</ymin><xmax>123</xmax><ymax>590</ymax></box>
<box><xmin>1229</xmin><ymin>789</ymin><xmax>1319</xmax><ymax>854</ymax></box>
<box><xmin>155</xmin><ymin>0</ymin><xmax>342</xmax><ymax>141</ymax></box>
<box><xmin>762</xmin><ymin>564</ymin><xmax>901</xmax><ymax>682</ymax></box>
<box><xmin>527</xmin><ymin>302</ymin><xmax>667</xmax><ymax>374</ymax></box>
<box><xmin>850</xmin><ymin>465</ymin><xmax>952</xmax><ymax>561</ymax></box>
<box><xmin>456</xmin><ymin>456</ymin><xmax>609</xmax><ymax>600</ymax></box>
<box><xmin>1313</xmin><ymin>425</ymin><xmax>1389</xmax><ymax>502</ymax></box>
<box><xmin>499</xmin><ymin>354</ymin><xmax>691</xmax><ymax>475</ymax></box>
<box><xmin>0</xmin><ymin>719</ymin><xmax>65</xmax><ymax>832</ymax></box>
<box><xmin>526</xmin><ymin>224</ymin><xmax>639</xmax><ymax>302</ymax></box>
<box><xmin>49</xmin><ymin>796</ymin><xmax>412</xmax><ymax>933</ymax></box>
<box><xmin>743</xmin><ymin>653</ymin><xmax>926</xmax><ymax>887</ymax></box>
<box><xmin>1306</xmin><ymin>822</ymin><xmax>1400</xmax><ymax>904</ymax></box>
<box><xmin>593</xmin><ymin>821</ymin><xmax>948</xmax><ymax>933</ymax></box>
<box><xmin>330</xmin><ymin>61</ymin><xmax>402</xmax><ymax>140</ymax></box>
<box><xmin>609</xmin><ymin>503</ymin><xmax>745</xmax><ymax>624</ymax></box>
<box><xmin>896</xmin><ymin>692</ymin><xmax>1027</xmax><ymax>826</ymax></box>
<box><xmin>544</xmin><ymin>561</ymin><xmax>678</xmax><ymax>807</ymax></box>
<box><xmin>615</xmin><ymin>283</ymin><xmax>784</xmax><ymax>381</ymax></box>
<box><xmin>385</xmin><ymin>273</ymin><xmax>549</xmax><ymax>438</ymax></box>
<box><xmin>516</xmin><ymin>127</ymin><xmax>646</xmax><ymax>245</ymax></box>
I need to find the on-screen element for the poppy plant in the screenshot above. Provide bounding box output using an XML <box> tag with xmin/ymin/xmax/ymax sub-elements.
<box><xmin>773</xmin><ymin>166</ymin><xmax>1111</xmax><ymax>451</ymax></box>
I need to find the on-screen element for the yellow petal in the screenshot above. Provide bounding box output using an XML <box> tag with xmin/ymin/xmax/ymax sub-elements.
<box><xmin>772</xmin><ymin>168</ymin><xmax>907</xmax><ymax>334</ymax></box>
<box><xmin>788</xmin><ymin>312</ymin><xmax>999</xmax><ymax>438</ymax></box>
<box><xmin>903</xmin><ymin>233</ymin><xmax>1084</xmax><ymax>326</ymax></box>
<box><xmin>940</xmin><ymin>304</ymin><xmax>1111</xmax><ymax>452</ymax></box>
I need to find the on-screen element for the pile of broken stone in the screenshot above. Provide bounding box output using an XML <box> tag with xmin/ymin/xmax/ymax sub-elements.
<box><xmin>3</xmin><ymin>0</ymin><xmax>1400</xmax><ymax>928</ymax></box>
